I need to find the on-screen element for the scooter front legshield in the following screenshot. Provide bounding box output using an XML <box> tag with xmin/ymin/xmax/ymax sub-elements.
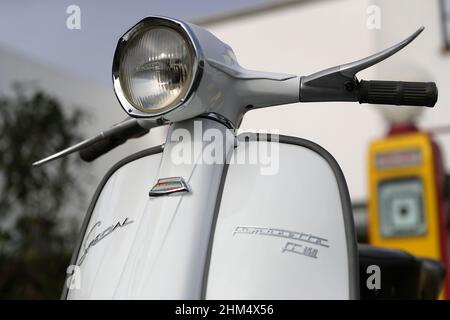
<box><xmin>64</xmin><ymin>120</ymin><xmax>358</xmax><ymax>299</ymax></box>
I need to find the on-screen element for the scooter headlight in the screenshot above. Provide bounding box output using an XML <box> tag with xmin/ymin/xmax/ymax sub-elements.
<box><xmin>113</xmin><ymin>18</ymin><xmax>200</xmax><ymax>117</ymax></box>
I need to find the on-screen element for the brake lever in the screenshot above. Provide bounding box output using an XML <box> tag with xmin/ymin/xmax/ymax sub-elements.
<box><xmin>299</xmin><ymin>27</ymin><xmax>425</xmax><ymax>102</ymax></box>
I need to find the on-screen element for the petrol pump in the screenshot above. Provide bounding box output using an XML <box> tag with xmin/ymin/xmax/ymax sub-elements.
<box><xmin>367</xmin><ymin>107</ymin><xmax>450</xmax><ymax>298</ymax></box>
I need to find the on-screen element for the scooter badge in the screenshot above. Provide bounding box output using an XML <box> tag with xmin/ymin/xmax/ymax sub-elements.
<box><xmin>149</xmin><ymin>177</ymin><xmax>190</xmax><ymax>197</ymax></box>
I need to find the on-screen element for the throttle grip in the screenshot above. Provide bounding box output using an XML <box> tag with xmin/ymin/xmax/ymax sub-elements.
<box><xmin>358</xmin><ymin>80</ymin><xmax>437</xmax><ymax>107</ymax></box>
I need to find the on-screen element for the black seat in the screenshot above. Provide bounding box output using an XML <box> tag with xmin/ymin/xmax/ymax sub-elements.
<box><xmin>358</xmin><ymin>244</ymin><xmax>445</xmax><ymax>299</ymax></box>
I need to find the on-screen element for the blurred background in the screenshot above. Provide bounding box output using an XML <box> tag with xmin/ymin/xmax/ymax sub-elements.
<box><xmin>1</xmin><ymin>0</ymin><xmax>450</xmax><ymax>298</ymax></box>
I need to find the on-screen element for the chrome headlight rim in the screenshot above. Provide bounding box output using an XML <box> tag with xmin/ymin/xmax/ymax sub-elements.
<box><xmin>112</xmin><ymin>16</ymin><xmax>204</xmax><ymax>118</ymax></box>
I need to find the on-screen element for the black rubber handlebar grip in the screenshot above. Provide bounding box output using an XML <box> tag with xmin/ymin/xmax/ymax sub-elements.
<box><xmin>80</xmin><ymin>137</ymin><xmax>126</xmax><ymax>162</ymax></box>
<box><xmin>79</xmin><ymin>121</ymin><xmax>149</xmax><ymax>162</ymax></box>
<box><xmin>358</xmin><ymin>80</ymin><xmax>438</xmax><ymax>107</ymax></box>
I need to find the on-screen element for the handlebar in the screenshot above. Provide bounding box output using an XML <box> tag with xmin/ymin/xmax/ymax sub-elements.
<box><xmin>33</xmin><ymin>27</ymin><xmax>437</xmax><ymax>166</ymax></box>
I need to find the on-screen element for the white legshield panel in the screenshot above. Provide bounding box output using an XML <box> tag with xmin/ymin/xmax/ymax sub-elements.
<box><xmin>204</xmin><ymin>137</ymin><xmax>357</xmax><ymax>299</ymax></box>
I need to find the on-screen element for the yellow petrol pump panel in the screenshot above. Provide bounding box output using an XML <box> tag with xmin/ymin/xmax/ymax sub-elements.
<box><xmin>368</xmin><ymin>132</ymin><xmax>441</xmax><ymax>259</ymax></box>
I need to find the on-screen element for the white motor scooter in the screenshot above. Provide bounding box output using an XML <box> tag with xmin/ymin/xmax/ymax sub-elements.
<box><xmin>35</xmin><ymin>16</ymin><xmax>440</xmax><ymax>299</ymax></box>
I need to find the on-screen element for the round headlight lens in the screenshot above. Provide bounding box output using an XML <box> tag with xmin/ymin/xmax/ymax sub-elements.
<box><xmin>119</xmin><ymin>26</ymin><xmax>194</xmax><ymax>113</ymax></box>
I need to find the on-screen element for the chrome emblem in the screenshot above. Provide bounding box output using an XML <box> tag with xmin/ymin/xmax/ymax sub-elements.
<box><xmin>149</xmin><ymin>177</ymin><xmax>190</xmax><ymax>197</ymax></box>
